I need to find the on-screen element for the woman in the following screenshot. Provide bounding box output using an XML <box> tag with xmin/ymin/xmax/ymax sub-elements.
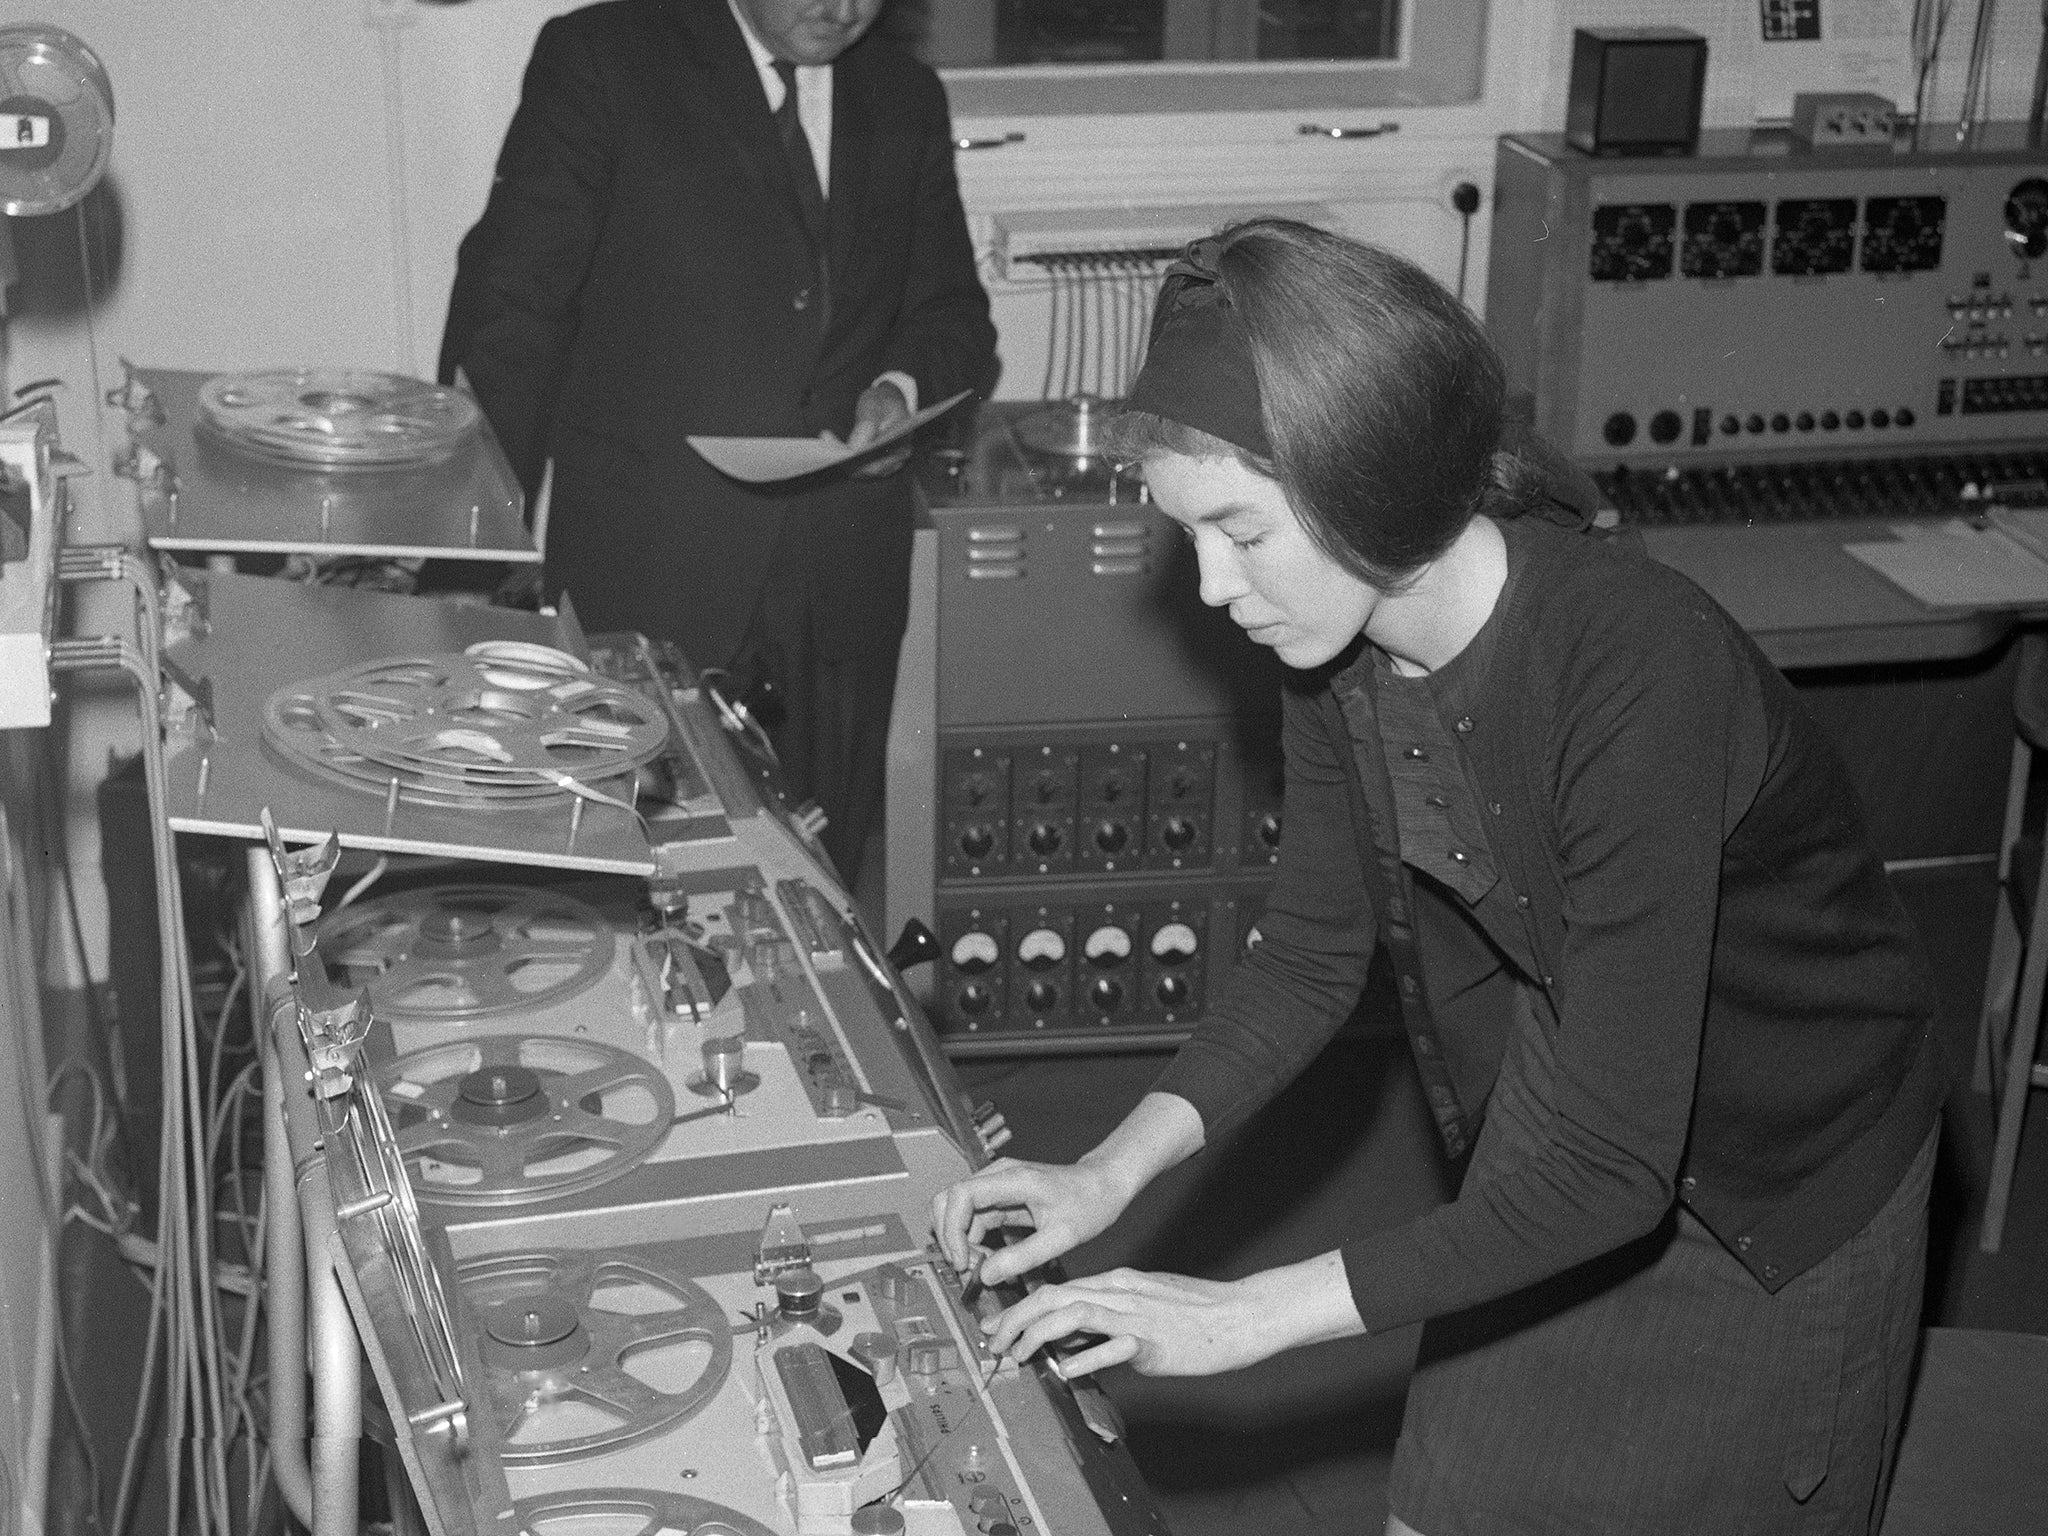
<box><xmin>930</xmin><ymin>220</ymin><xmax>1946</xmax><ymax>1535</ymax></box>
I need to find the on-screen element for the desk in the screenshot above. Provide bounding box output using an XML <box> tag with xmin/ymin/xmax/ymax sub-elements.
<box><xmin>1644</xmin><ymin>523</ymin><xmax>2033</xmax><ymax>671</ymax></box>
<box><xmin>1646</xmin><ymin>521</ymin><xmax>2038</xmax><ymax>866</ymax></box>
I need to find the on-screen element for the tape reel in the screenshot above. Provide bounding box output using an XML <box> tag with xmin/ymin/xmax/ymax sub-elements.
<box><xmin>315</xmin><ymin>884</ymin><xmax>614</xmax><ymax>1023</ymax></box>
<box><xmin>461</xmin><ymin>1249</ymin><xmax>733</xmax><ymax>1468</ymax></box>
<box><xmin>263</xmin><ymin>650</ymin><xmax>669</xmax><ymax>811</ymax></box>
<box><xmin>381</xmin><ymin>1034</ymin><xmax>674</xmax><ymax>1207</ymax></box>
<box><xmin>197</xmin><ymin>369</ymin><xmax>480</xmax><ymax>470</ymax></box>
<box><xmin>0</xmin><ymin>26</ymin><xmax>114</xmax><ymax>218</ymax></box>
<box><xmin>513</xmin><ymin>1488</ymin><xmax>777</xmax><ymax>1536</ymax></box>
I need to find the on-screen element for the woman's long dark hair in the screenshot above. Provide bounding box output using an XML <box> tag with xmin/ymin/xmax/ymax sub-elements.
<box><xmin>1112</xmin><ymin>219</ymin><xmax>1549</xmax><ymax>589</ymax></box>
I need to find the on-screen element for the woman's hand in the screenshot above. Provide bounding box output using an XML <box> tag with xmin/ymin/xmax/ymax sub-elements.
<box><xmin>928</xmin><ymin>1157</ymin><xmax>1135</xmax><ymax>1287</ymax></box>
<box><xmin>984</xmin><ymin>1269</ymin><xmax>1268</xmax><ymax>1378</ymax></box>
<box><xmin>981</xmin><ymin>1251</ymin><xmax>1364</xmax><ymax>1380</ymax></box>
<box><xmin>930</xmin><ymin>1092</ymin><xmax>1207</xmax><ymax>1287</ymax></box>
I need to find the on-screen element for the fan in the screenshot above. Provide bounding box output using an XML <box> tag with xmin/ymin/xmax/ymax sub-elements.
<box><xmin>0</xmin><ymin>26</ymin><xmax>114</xmax><ymax>218</ymax></box>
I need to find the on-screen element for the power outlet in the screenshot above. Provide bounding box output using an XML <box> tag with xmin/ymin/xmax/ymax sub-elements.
<box><xmin>1790</xmin><ymin>92</ymin><xmax>1898</xmax><ymax>152</ymax></box>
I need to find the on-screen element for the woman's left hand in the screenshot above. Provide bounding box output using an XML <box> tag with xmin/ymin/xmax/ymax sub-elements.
<box><xmin>982</xmin><ymin>1251</ymin><xmax>1364</xmax><ymax>1380</ymax></box>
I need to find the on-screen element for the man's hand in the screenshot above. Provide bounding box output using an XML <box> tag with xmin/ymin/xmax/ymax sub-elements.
<box><xmin>846</xmin><ymin>379</ymin><xmax>913</xmax><ymax>477</ymax></box>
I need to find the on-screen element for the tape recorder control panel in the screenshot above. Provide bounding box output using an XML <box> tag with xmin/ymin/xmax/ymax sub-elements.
<box><xmin>888</xmin><ymin>405</ymin><xmax>1289</xmax><ymax>1048</ymax></box>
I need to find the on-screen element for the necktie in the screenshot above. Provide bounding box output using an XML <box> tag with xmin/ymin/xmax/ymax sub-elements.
<box><xmin>771</xmin><ymin>61</ymin><xmax>830</xmax><ymax>318</ymax></box>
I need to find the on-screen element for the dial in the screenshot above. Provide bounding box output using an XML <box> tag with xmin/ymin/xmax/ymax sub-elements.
<box><xmin>1083</xmin><ymin>924</ymin><xmax>1133</xmax><ymax>965</ymax></box>
<box><xmin>1149</xmin><ymin>921</ymin><xmax>1199</xmax><ymax>962</ymax></box>
<box><xmin>2006</xmin><ymin>178</ymin><xmax>2048</xmax><ymax>260</ymax></box>
<box><xmin>1860</xmin><ymin>196</ymin><xmax>1946</xmax><ymax>274</ymax></box>
<box><xmin>949</xmin><ymin>931</ymin><xmax>999</xmax><ymax>974</ymax></box>
<box><xmin>1016</xmin><ymin>927</ymin><xmax>1067</xmax><ymax>969</ymax></box>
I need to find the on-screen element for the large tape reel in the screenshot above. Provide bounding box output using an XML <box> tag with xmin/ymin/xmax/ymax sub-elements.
<box><xmin>381</xmin><ymin>1034</ymin><xmax>674</xmax><ymax>1207</ymax></box>
<box><xmin>0</xmin><ymin>26</ymin><xmax>114</xmax><ymax>218</ymax></box>
<box><xmin>263</xmin><ymin>649</ymin><xmax>669</xmax><ymax>811</ymax></box>
<box><xmin>315</xmin><ymin>884</ymin><xmax>614</xmax><ymax>1023</ymax></box>
<box><xmin>463</xmin><ymin>1249</ymin><xmax>733</xmax><ymax>1468</ymax></box>
<box><xmin>198</xmin><ymin>369</ymin><xmax>481</xmax><ymax>471</ymax></box>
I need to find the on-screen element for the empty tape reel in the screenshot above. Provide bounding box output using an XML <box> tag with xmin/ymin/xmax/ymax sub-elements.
<box><xmin>462</xmin><ymin>1249</ymin><xmax>733</xmax><ymax>1468</ymax></box>
<box><xmin>197</xmin><ymin>368</ymin><xmax>480</xmax><ymax>470</ymax></box>
<box><xmin>381</xmin><ymin>1035</ymin><xmax>674</xmax><ymax>1206</ymax></box>
<box><xmin>513</xmin><ymin>1489</ymin><xmax>776</xmax><ymax>1536</ymax></box>
<box><xmin>263</xmin><ymin>650</ymin><xmax>669</xmax><ymax>811</ymax></box>
<box><xmin>315</xmin><ymin>884</ymin><xmax>613</xmax><ymax>1023</ymax></box>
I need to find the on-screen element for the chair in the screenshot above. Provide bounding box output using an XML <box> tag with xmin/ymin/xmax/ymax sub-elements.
<box><xmin>1977</xmin><ymin>631</ymin><xmax>2048</xmax><ymax>1253</ymax></box>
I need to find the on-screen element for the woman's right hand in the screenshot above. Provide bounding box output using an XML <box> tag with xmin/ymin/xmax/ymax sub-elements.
<box><xmin>929</xmin><ymin>1156</ymin><xmax>1137</xmax><ymax>1288</ymax></box>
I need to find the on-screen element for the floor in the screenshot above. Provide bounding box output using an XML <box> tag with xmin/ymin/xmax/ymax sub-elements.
<box><xmin>943</xmin><ymin>862</ymin><xmax>2048</xmax><ymax>1536</ymax></box>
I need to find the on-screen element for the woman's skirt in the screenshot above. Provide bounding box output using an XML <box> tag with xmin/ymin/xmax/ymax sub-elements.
<box><xmin>1388</xmin><ymin>989</ymin><xmax>1936</xmax><ymax>1536</ymax></box>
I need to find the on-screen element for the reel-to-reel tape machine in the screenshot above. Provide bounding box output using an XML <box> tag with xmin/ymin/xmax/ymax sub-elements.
<box><xmin>227</xmin><ymin>590</ymin><xmax>1165</xmax><ymax>1536</ymax></box>
<box><xmin>272</xmin><ymin>850</ymin><xmax>1156</xmax><ymax>1536</ymax></box>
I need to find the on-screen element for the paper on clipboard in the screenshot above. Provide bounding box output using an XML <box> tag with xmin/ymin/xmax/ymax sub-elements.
<box><xmin>687</xmin><ymin>389</ymin><xmax>972</xmax><ymax>484</ymax></box>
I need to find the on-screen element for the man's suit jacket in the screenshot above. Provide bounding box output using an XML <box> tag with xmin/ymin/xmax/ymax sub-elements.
<box><xmin>440</xmin><ymin>0</ymin><xmax>997</xmax><ymax>669</ymax></box>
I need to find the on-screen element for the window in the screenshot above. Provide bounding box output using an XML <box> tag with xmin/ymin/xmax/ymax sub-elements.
<box><xmin>880</xmin><ymin>0</ymin><xmax>1488</xmax><ymax>117</ymax></box>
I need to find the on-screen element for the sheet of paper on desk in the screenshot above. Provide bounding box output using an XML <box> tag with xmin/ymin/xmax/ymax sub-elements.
<box><xmin>687</xmin><ymin>390</ymin><xmax>972</xmax><ymax>484</ymax></box>
<box><xmin>1844</xmin><ymin>525</ymin><xmax>2048</xmax><ymax>608</ymax></box>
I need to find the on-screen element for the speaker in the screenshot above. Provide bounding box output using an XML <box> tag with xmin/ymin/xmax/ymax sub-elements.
<box><xmin>1566</xmin><ymin>26</ymin><xmax>1707</xmax><ymax>158</ymax></box>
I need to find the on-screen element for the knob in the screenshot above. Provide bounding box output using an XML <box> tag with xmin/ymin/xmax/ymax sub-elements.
<box><xmin>957</xmin><ymin>983</ymin><xmax>993</xmax><ymax>1016</ymax></box>
<box><xmin>1744</xmin><ymin>414</ymin><xmax>1765</xmax><ymax>434</ymax></box>
<box><xmin>961</xmin><ymin>773</ymin><xmax>994</xmax><ymax>807</ymax></box>
<box><xmin>950</xmin><ymin>931</ymin><xmax>999</xmax><ymax>974</ymax></box>
<box><xmin>1089</xmin><ymin>976</ymin><xmax>1123</xmax><ymax>1011</ymax></box>
<box><xmin>1167</xmin><ymin>767</ymin><xmax>1197</xmax><ymax>799</ymax></box>
<box><xmin>1016</xmin><ymin>927</ymin><xmax>1067</xmax><ymax>969</ymax></box>
<box><xmin>1895</xmin><ymin>407</ymin><xmax>1915</xmax><ymax>427</ymax></box>
<box><xmin>958</xmin><ymin>824</ymin><xmax>995</xmax><ymax>859</ymax></box>
<box><xmin>776</xmin><ymin>1267</ymin><xmax>825</xmax><ymax>1322</ymax></box>
<box><xmin>1820</xmin><ymin>410</ymin><xmax>1840</xmax><ymax>430</ymax></box>
<box><xmin>1795</xmin><ymin>411</ymin><xmax>1815</xmax><ymax>432</ymax></box>
<box><xmin>1255</xmin><ymin>811</ymin><xmax>1282</xmax><ymax>849</ymax></box>
<box><xmin>851</xmin><ymin>1331</ymin><xmax>898</xmax><ymax>1385</ymax></box>
<box><xmin>1845</xmin><ymin>410</ymin><xmax>1865</xmax><ymax>429</ymax></box>
<box><xmin>1770</xmin><ymin>413</ymin><xmax>1791</xmax><ymax>433</ymax></box>
<box><xmin>1027</xmin><ymin>822</ymin><xmax>1064</xmax><ymax>856</ymax></box>
<box><xmin>1094</xmin><ymin>819</ymin><xmax>1130</xmax><ymax>853</ymax></box>
<box><xmin>1031</xmin><ymin>774</ymin><xmax>1060</xmax><ymax>804</ymax></box>
<box><xmin>1156</xmin><ymin>974</ymin><xmax>1191</xmax><ymax>1006</ymax></box>
<box><xmin>1161</xmin><ymin>817</ymin><xmax>1197</xmax><ymax>851</ymax></box>
<box><xmin>1083</xmin><ymin>925</ymin><xmax>1132</xmax><ymax>965</ymax></box>
<box><xmin>1602</xmin><ymin>412</ymin><xmax>1637</xmax><ymax>447</ymax></box>
<box><xmin>1025</xmin><ymin>980</ymin><xmax>1060</xmax><ymax>1012</ymax></box>
<box><xmin>1871</xmin><ymin>408</ymin><xmax>1890</xmax><ymax>427</ymax></box>
<box><xmin>1097</xmin><ymin>772</ymin><xmax>1126</xmax><ymax>802</ymax></box>
<box><xmin>1149</xmin><ymin>921</ymin><xmax>1199</xmax><ymax>962</ymax></box>
<box><xmin>1648</xmin><ymin>409</ymin><xmax>1681</xmax><ymax>444</ymax></box>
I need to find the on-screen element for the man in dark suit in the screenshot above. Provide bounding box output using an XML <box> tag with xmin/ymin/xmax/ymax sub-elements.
<box><xmin>441</xmin><ymin>0</ymin><xmax>998</xmax><ymax>883</ymax></box>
